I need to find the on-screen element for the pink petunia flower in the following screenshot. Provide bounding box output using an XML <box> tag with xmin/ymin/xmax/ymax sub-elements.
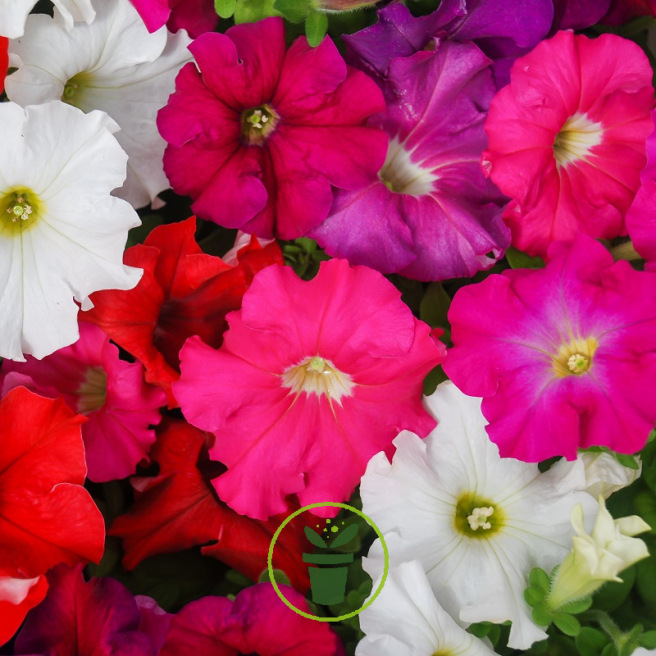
<box><xmin>482</xmin><ymin>30</ymin><xmax>654</xmax><ymax>258</ymax></box>
<box><xmin>160</xmin><ymin>583</ymin><xmax>344</xmax><ymax>656</ymax></box>
<box><xmin>157</xmin><ymin>17</ymin><xmax>388</xmax><ymax>240</ymax></box>
<box><xmin>175</xmin><ymin>259</ymin><xmax>444</xmax><ymax>520</ymax></box>
<box><xmin>311</xmin><ymin>40</ymin><xmax>510</xmax><ymax>281</ymax></box>
<box><xmin>130</xmin><ymin>0</ymin><xmax>217</xmax><ymax>37</ymax></box>
<box><xmin>443</xmin><ymin>236</ymin><xmax>656</xmax><ymax>462</ymax></box>
<box><xmin>2</xmin><ymin>322</ymin><xmax>166</xmax><ymax>483</ymax></box>
<box><xmin>626</xmin><ymin>109</ymin><xmax>656</xmax><ymax>270</ymax></box>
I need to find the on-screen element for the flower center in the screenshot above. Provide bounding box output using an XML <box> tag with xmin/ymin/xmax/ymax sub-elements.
<box><xmin>0</xmin><ymin>187</ymin><xmax>43</xmax><ymax>235</ymax></box>
<box><xmin>379</xmin><ymin>137</ymin><xmax>437</xmax><ymax>195</ymax></box>
<box><xmin>76</xmin><ymin>366</ymin><xmax>108</xmax><ymax>414</ymax></box>
<box><xmin>241</xmin><ymin>104</ymin><xmax>278</xmax><ymax>146</ymax></box>
<box><xmin>454</xmin><ymin>492</ymin><xmax>504</xmax><ymax>538</ymax></box>
<box><xmin>553</xmin><ymin>337</ymin><xmax>598</xmax><ymax>378</ymax></box>
<box><xmin>61</xmin><ymin>72</ymin><xmax>93</xmax><ymax>109</ymax></box>
<box><xmin>281</xmin><ymin>356</ymin><xmax>354</xmax><ymax>404</ymax></box>
<box><xmin>553</xmin><ymin>112</ymin><xmax>603</xmax><ymax>168</ymax></box>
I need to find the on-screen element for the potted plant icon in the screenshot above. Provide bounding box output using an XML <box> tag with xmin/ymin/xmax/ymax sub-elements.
<box><xmin>303</xmin><ymin>522</ymin><xmax>359</xmax><ymax>605</ymax></box>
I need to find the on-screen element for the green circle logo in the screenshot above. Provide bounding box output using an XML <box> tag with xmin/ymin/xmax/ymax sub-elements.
<box><xmin>267</xmin><ymin>502</ymin><xmax>389</xmax><ymax>622</ymax></box>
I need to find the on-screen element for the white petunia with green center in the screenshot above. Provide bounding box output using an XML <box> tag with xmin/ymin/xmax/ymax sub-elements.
<box><xmin>361</xmin><ymin>381</ymin><xmax>598</xmax><ymax>650</ymax></box>
<box><xmin>0</xmin><ymin>100</ymin><xmax>142</xmax><ymax>361</ymax></box>
<box><xmin>6</xmin><ymin>0</ymin><xmax>192</xmax><ymax>208</ymax></box>
<box><xmin>357</xmin><ymin>561</ymin><xmax>497</xmax><ymax>656</ymax></box>
<box><xmin>0</xmin><ymin>0</ymin><xmax>94</xmax><ymax>38</ymax></box>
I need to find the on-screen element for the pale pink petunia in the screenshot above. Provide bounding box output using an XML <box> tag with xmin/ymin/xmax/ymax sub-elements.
<box><xmin>157</xmin><ymin>17</ymin><xmax>387</xmax><ymax>240</ymax></box>
<box><xmin>443</xmin><ymin>236</ymin><xmax>656</xmax><ymax>462</ymax></box>
<box><xmin>174</xmin><ymin>259</ymin><xmax>444</xmax><ymax>520</ymax></box>
<box><xmin>2</xmin><ymin>322</ymin><xmax>166</xmax><ymax>482</ymax></box>
<box><xmin>482</xmin><ymin>30</ymin><xmax>654</xmax><ymax>257</ymax></box>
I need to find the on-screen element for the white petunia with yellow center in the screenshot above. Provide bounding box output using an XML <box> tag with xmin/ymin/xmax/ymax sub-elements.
<box><xmin>0</xmin><ymin>100</ymin><xmax>142</xmax><ymax>361</ymax></box>
<box><xmin>0</xmin><ymin>0</ymin><xmax>94</xmax><ymax>38</ymax></box>
<box><xmin>361</xmin><ymin>381</ymin><xmax>598</xmax><ymax>650</ymax></box>
<box><xmin>6</xmin><ymin>0</ymin><xmax>192</xmax><ymax>208</ymax></box>
<box><xmin>357</xmin><ymin>561</ymin><xmax>497</xmax><ymax>656</ymax></box>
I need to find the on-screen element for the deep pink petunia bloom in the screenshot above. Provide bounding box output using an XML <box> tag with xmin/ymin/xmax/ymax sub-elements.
<box><xmin>443</xmin><ymin>236</ymin><xmax>656</xmax><ymax>462</ymax></box>
<box><xmin>311</xmin><ymin>41</ymin><xmax>510</xmax><ymax>281</ymax></box>
<box><xmin>157</xmin><ymin>17</ymin><xmax>387</xmax><ymax>240</ymax></box>
<box><xmin>626</xmin><ymin>110</ymin><xmax>656</xmax><ymax>270</ymax></box>
<box><xmin>2</xmin><ymin>322</ymin><xmax>166</xmax><ymax>482</ymax></box>
<box><xmin>15</xmin><ymin>564</ymin><xmax>166</xmax><ymax>655</ymax></box>
<box><xmin>160</xmin><ymin>583</ymin><xmax>344</xmax><ymax>656</ymax></box>
<box><xmin>175</xmin><ymin>259</ymin><xmax>444</xmax><ymax>519</ymax></box>
<box><xmin>130</xmin><ymin>0</ymin><xmax>217</xmax><ymax>38</ymax></box>
<box><xmin>482</xmin><ymin>30</ymin><xmax>654</xmax><ymax>258</ymax></box>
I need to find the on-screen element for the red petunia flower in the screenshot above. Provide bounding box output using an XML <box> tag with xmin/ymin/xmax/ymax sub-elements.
<box><xmin>110</xmin><ymin>419</ymin><xmax>312</xmax><ymax>592</ymax></box>
<box><xmin>81</xmin><ymin>217</ymin><xmax>283</xmax><ymax>406</ymax></box>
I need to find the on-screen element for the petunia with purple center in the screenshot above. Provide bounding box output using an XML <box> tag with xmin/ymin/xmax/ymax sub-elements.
<box><xmin>344</xmin><ymin>0</ymin><xmax>553</xmax><ymax>87</ymax></box>
<box><xmin>311</xmin><ymin>41</ymin><xmax>510</xmax><ymax>282</ymax></box>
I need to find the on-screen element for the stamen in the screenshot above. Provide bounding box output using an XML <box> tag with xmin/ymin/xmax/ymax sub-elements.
<box><xmin>281</xmin><ymin>355</ymin><xmax>354</xmax><ymax>403</ymax></box>
<box><xmin>467</xmin><ymin>506</ymin><xmax>494</xmax><ymax>531</ymax></box>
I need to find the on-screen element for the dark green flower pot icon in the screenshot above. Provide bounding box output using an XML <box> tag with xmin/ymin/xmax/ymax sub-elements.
<box><xmin>303</xmin><ymin>522</ymin><xmax>359</xmax><ymax>605</ymax></box>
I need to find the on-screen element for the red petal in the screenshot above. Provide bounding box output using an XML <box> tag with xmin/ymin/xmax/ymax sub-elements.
<box><xmin>0</xmin><ymin>388</ymin><xmax>105</xmax><ymax>577</ymax></box>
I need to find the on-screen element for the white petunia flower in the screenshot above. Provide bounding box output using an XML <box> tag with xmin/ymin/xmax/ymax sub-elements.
<box><xmin>0</xmin><ymin>101</ymin><xmax>142</xmax><ymax>361</ymax></box>
<box><xmin>361</xmin><ymin>381</ymin><xmax>598</xmax><ymax>650</ymax></box>
<box><xmin>547</xmin><ymin>498</ymin><xmax>650</xmax><ymax>610</ymax></box>
<box><xmin>0</xmin><ymin>0</ymin><xmax>94</xmax><ymax>38</ymax></box>
<box><xmin>357</xmin><ymin>561</ymin><xmax>498</xmax><ymax>656</ymax></box>
<box><xmin>6</xmin><ymin>0</ymin><xmax>192</xmax><ymax>208</ymax></box>
<box><xmin>577</xmin><ymin>451</ymin><xmax>642</xmax><ymax>500</ymax></box>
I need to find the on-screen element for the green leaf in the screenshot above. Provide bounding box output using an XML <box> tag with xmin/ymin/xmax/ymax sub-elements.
<box><xmin>524</xmin><ymin>586</ymin><xmax>544</xmax><ymax>607</ymax></box>
<box><xmin>468</xmin><ymin>622</ymin><xmax>491</xmax><ymax>639</ymax></box>
<box><xmin>305</xmin><ymin>10</ymin><xmax>328</xmax><ymax>47</ymax></box>
<box><xmin>529</xmin><ymin>567</ymin><xmax>551</xmax><ymax>593</ymax></box>
<box><xmin>214</xmin><ymin>0</ymin><xmax>236</xmax><ymax>18</ymax></box>
<box><xmin>422</xmin><ymin>365</ymin><xmax>447</xmax><ymax>396</ymax></box>
<box><xmin>531</xmin><ymin>602</ymin><xmax>553</xmax><ymax>627</ymax></box>
<box><xmin>640</xmin><ymin>631</ymin><xmax>656</xmax><ymax>649</ymax></box>
<box><xmin>505</xmin><ymin>246</ymin><xmax>545</xmax><ymax>269</ymax></box>
<box><xmin>419</xmin><ymin>282</ymin><xmax>451</xmax><ymax>329</ymax></box>
<box><xmin>637</xmin><ymin>556</ymin><xmax>656</xmax><ymax>604</ymax></box>
<box><xmin>304</xmin><ymin>525</ymin><xmax>328</xmax><ymax>548</ymax></box>
<box><xmin>554</xmin><ymin>612</ymin><xmax>581</xmax><ymax>637</ymax></box>
<box><xmin>273</xmin><ymin>0</ymin><xmax>309</xmax><ymax>22</ymax></box>
<box><xmin>634</xmin><ymin>491</ymin><xmax>656</xmax><ymax>531</ymax></box>
<box><xmin>614</xmin><ymin>452</ymin><xmax>640</xmax><ymax>470</ymax></box>
<box><xmin>261</xmin><ymin>568</ymin><xmax>291</xmax><ymax>586</ymax></box>
<box><xmin>330</xmin><ymin>523</ymin><xmax>359</xmax><ymax>549</ymax></box>
<box><xmin>575</xmin><ymin>627</ymin><xmax>609</xmax><ymax>656</ymax></box>
<box><xmin>234</xmin><ymin>0</ymin><xmax>279</xmax><ymax>22</ymax></box>
<box><xmin>561</xmin><ymin>596</ymin><xmax>593</xmax><ymax>614</ymax></box>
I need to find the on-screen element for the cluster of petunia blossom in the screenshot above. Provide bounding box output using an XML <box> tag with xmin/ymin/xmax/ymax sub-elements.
<box><xmin>0</xmin><ymin>0</ymin><xmax>655</xmax><ymax>654</ymax></box>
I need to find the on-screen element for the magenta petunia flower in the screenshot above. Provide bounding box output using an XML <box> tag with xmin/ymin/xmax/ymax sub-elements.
<box><xmin>443</xmin><ymin>236</ymin><xmax>656</xmax><ymax>462</ymax></box>
<box><xmin>15</xmin><ymin>564</ymin><xmax>166</xmax><ymax>655</ymax></box>
<box><xmin>311</xmin><ymin>41</ymin><xmax>510</xmax><ymax>281</ymax></box>
<box><xmin>130</xmin><ymin>0</ymin><xmax>217</xmax><ymax>37</ymax></box>
<box><xmin>160</xmin><ymin>583</ymin><xmax>344</xmax><ymax>655</ymax></box>
<box><xmin>344</xmin><ymin>0</ymin><xmax>553</xmax><ymax>87</ymax></box>
<box><xmin>626</xmin><ymin>110</ymin><xmax>656</xmax><ymax>270</ymax></box>
<box><xmin>174</xmin><ymin>259</ymin><xmax>444</xmax><ymax>520</ymax></box>
<box><xmin>157</xmin><ymin>17</ymin><xmax>387</xmax><ymax>240</ymax></box>
<box><xmin>482</xmin><ymin>30</ymin><xmax>654</xmax><ymax>258</ymax></box>
<box><xmin>2</xmin><ymin>322</ymin><xmax>166</xmax><ymax>482</ymax></box>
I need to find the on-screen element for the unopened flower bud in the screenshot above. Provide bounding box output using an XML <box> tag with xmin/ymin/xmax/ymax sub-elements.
<box><xmin>547</xmin><ymin>497</ymin><xmax>650</xmax><ymax>611</ymax></box>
